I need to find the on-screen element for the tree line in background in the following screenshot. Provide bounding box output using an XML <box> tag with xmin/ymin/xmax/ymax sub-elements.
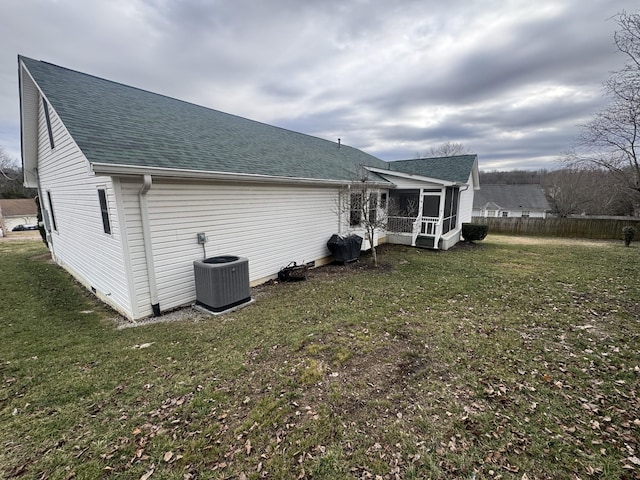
<box><xmin>479</xmin><ymin>168</ymin><xmax>636</xmax><ymax>217</ymax></box>
<box><xmin>0</xmin><ymin>146</ymin><xmax>35</xmax><ymax>199</ymax></box>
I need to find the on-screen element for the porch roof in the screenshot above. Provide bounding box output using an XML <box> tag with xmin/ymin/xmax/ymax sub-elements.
<box><xmin>387</xmin><ymin>155</ymin><xmax>477</xmax><ymax>184</ymax></box>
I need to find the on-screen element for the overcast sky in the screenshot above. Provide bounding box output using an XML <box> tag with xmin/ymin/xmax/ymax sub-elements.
<box><xmin>1</xmin><ymin>0</ymin><xmax>637</xmax><ymax>171</ymax></box>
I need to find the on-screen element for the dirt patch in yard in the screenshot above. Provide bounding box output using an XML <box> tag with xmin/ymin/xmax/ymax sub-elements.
<box><xmin>488</xmin><ymin>234</ymin><xmax>621</xmax><ymax>248</ymax></box>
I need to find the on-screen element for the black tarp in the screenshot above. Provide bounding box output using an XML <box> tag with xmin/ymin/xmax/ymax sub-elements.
<box><xmin>327</xmin><ymin>234</ymin><xmax>363</xmax><ymax>263</ymax></box>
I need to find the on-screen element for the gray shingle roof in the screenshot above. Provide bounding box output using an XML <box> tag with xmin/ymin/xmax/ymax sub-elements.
<box><xmin>21</xmin><ymin>56</ymin><xmax>389</xmax><ymax>182</ymax></box>
<box><xmin>473</xmin><ymin>184</ymin><xmax>550</xmax><ymax>210</ymax></box>
<box><xmin>387</xmin><ymin>155</ymin><xmax>477</xmax><ymax>183</ymax></box>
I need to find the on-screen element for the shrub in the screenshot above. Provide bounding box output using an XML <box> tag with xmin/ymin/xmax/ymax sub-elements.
<box><xmin>623</xmin><ymin>226</ymin><xmax>635</xmax><ymax>247</ymax></box>
<box><xmin>462</xmin><ymin>223</ymin><xmax>489</xmax><ymax>243</ymax></box>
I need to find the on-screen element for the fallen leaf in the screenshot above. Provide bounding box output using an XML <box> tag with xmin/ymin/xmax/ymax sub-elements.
<box><xmin>163</xmin><ymin>451</ymin><xmax>173</xmax><ymax>462</ymax></box>
<box><xmin>140</xmin><ymin>464</ymin><xmax>155</xmax><ymax>480</ymax></box>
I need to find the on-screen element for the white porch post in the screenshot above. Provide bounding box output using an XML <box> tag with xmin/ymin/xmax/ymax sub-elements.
<box><xmin>412</xmin><ymin>188</ymin><xmax>424</xmax><ymax>246</ymax></box>
<box><xmin>434</xmin><ymin>188</ymin><xmax>446</xmax><ymax>248</ymax></box>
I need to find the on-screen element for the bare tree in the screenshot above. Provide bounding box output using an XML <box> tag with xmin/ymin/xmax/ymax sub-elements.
<box><xmin>569</xmin><ymin>11</ymin><xmax>640</xmax><ymax>215</ymax></box>
<box><xmin>0</xmin><ymin>145</ymin><xmax>35</xmax><ymax>199</ymax></box>
<box><xmin>417</xmin><ymin>141</ymin><xmax>470</xmax><ymax>159</ymax></box>
<box><xmin>0</xmin><ymin>146</ymin><xmax>19</xmax><ymax>181</ymax></box>
<box><xmin>336</xmin><ymin>167</ymin><xmax>390</xmax><ymax>267</ymax></box>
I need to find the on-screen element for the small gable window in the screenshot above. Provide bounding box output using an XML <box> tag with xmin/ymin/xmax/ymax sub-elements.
<box><xmin>98</xmin><ymin>188</ymin><xmax>111</xmax><ymax>235</ymax></box>
<box><xmin>42</xmin><ymin>98</ymin><xmax>55</xmax><ymax>150</ymax></box>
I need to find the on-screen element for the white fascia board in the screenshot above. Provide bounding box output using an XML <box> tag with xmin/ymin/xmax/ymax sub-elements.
<box><xmin>91</xmin><ymin>162</ymin><xmax>393</xmax><ymax>188</ymax></box>
<box><xmin>19</xmin><ymin>60</ymin><xmax>39</xmax><ymax>188</ymax></box>
<box><xmin>366</xmin><ymin>166</ymin><xmax>460</xmax><ymax>187</ymax></box>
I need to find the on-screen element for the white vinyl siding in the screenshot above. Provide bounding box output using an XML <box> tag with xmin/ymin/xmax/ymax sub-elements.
<box><xmin>120</xmin><ymin>179</ymin><xmax>341</xmax><ymax>317</ymax></box>
<box><xmin>34</xmin><ymin>97</ymin><xmax>132</xmax><ymax>317</ymax></box>
<box><xmin>458</xmin><ymin>173</ymin><xmax>475</xmax><ymax>224</ymax></box>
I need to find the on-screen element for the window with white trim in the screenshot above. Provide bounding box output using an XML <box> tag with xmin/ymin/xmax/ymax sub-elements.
<box><xmin>350</xmin><ymin>193</ymin><xmax>362</xmax><ymax>227</ymax></box>
<box><xmin>98</xmin><ymin>188</ymin><xmax>111</xmax><ymax>234</ymax></box>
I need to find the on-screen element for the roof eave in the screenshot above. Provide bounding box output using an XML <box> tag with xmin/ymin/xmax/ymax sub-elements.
<box><xmin>366</xmin><ymin>166</ymin><xmax>460</xmax><ymax>187</ymax></box>
<box><xmin>91</xmin><ymin>162</ymin><xmax>393</xmax><ymax>187</ymax></box>
<box><xmin>18</xmin><ymin>57</ymin><xmax>40</xmax><ymax>188</ymax></box>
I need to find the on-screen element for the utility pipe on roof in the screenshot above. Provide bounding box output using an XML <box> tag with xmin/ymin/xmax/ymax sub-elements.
<box><xmin>139</xmin><ymin>174</ymin><xmax>160</xmax><ymax>317</ymax></box>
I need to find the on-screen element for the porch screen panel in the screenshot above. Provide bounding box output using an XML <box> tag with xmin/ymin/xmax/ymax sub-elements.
<box><xmin>422</xmin><ymin>196</ymin><xmax>439</xmax><ymax>217</ymax></box>
<box><xmin>389</xmin><ymin>190</ymin><xmax>419</xmax><ymax>217</ymax></box>
<box><xmin>442</xmin><ymin>187</ymin><xmax>459</xmax><ymax>234</ymax></box>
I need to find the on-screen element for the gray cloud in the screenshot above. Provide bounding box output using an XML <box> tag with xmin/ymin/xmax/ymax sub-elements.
<box><xmin>0</xmin><ymin>0</ymin><xmax>637</xmax><ymax>170</ymax></box>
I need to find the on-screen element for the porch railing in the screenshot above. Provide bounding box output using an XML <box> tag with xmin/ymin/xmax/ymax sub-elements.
<box><xmin>387</xmin><ymin>216</ymin><xmax>415</xmax><ymax>233</ymax></box>
<box><xmin>387</xmin><ymin>216</ymin><xmax>442</xmax><ymax>248</ymax></box>
<box><xmin>420</xmin><ymin>216</ymin><xmax>440</xmax><ymax>236</ymax></box>
<box><xmin>414</xmin><ymin>217</ymin><xmax>441</xmax><ymax>247</ymax></box>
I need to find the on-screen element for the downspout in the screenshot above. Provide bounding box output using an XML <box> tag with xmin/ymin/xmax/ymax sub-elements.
<box><xmin>139</xmin><ymin>174</ymin><xmax>160</xmax><ymax>317</ymax></box>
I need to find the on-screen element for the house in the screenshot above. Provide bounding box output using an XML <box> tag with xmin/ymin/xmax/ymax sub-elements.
<box><xmin>19</xmin><ymin>56</ymin><xmax>479</xmax><ymax>321</ymax></box>
<box><xmin>472</xmin><ymin>184</ymin><xmax>550</xmax><ymax>219</ymax></box>
<box><xmin>0</xmin><ymin>198</ymin><xmax>38</xmax><ymax>233</ymax></box>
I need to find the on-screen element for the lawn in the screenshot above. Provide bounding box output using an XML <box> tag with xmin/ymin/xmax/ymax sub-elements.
<box><xmin>1</xmin><ymin>236</ymin><xmax>639</xmax><ymax>480</ymax></box>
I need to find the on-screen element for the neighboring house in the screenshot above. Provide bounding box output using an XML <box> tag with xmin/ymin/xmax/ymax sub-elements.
<box><xmin>0</xmin><ymin>198</ymin><xmax>38</xmax><ymax>232</ymax></box>
<box><xmin>473</xmin><ymin>184</ymin><xmax>550</xmax><ymax>219</ymax></box>
<box><xmin>19</xmin><ymin>56</ymin><xmax>479</xmax><ymax>320</ymax></box>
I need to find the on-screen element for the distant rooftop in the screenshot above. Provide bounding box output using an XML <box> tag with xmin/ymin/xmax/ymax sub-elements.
<box><xmin>473</xmin><ymin>184</ymin><xmax>550</xmax><ymax>210</ymax></box>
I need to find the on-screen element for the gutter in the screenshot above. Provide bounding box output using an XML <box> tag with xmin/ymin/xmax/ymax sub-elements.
<box><xmin>91</xmin><ymin>163</ymin><xmax>392</xmax><ymax>188</ymax></box>
<box><xmin>139</xmin><ymin>174</ymin><xmax>160</xmax><ymax>317</ymax></box>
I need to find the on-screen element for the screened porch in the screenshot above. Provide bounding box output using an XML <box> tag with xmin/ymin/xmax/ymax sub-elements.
<box><xmin>386</xmin><ymin>187</ymin><xmax>461</xmax><ymax>249</ymax></box>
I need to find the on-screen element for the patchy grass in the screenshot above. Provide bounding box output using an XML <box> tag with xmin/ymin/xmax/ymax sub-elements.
<box><xmin>1</xmin><ymin>236</ymin><xmax>639</xmax><ymax>479</ymax></box>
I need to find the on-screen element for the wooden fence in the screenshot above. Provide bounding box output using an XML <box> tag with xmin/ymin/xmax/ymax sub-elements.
<box><xmin>470</xmin><ymin>216</ymin><xmax>640</xmax><ymax>240</ymax></box>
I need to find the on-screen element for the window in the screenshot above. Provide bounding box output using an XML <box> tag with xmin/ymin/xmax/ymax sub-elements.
<box><xmin>521</xmin><ymin>211</ymin><xmax>530</xmax><ymax>219</ymax></box>
<box><xmin>42</xmin><ymin>98</ymin><xmax>55</xmax><ymax>150</ymax></box>
<box><xmin>368</xmin><ymin>193</ymin><xmax>378</xmax><ymax>224</ymax></box>
<box><xmin>349</xmin><ymin>193</ymin><xmax>362</xmax><ymax>227</ymax></box>
<box><xmin>46</xmin><ymin>190</ymin><xmax>57</xmax><ymax>231</ymax></box>
<box><xmin>502</xmin><ymin>211</ymin><xmax>509</xmax><ymax>217</ymax></box>
<box><xmin>98</xmin><ymin>188</ymin><xmax>111</xmax><ymax>234</ymax></box>
<box><xmin>487</xmin><ymin>210</ymin><xmax>496</xmax><ymax>218</ymax></box>
<box><xmin>380</xmin><ymin>192</ymin><xmax>387</xmax><ymax>210</ymax></box>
